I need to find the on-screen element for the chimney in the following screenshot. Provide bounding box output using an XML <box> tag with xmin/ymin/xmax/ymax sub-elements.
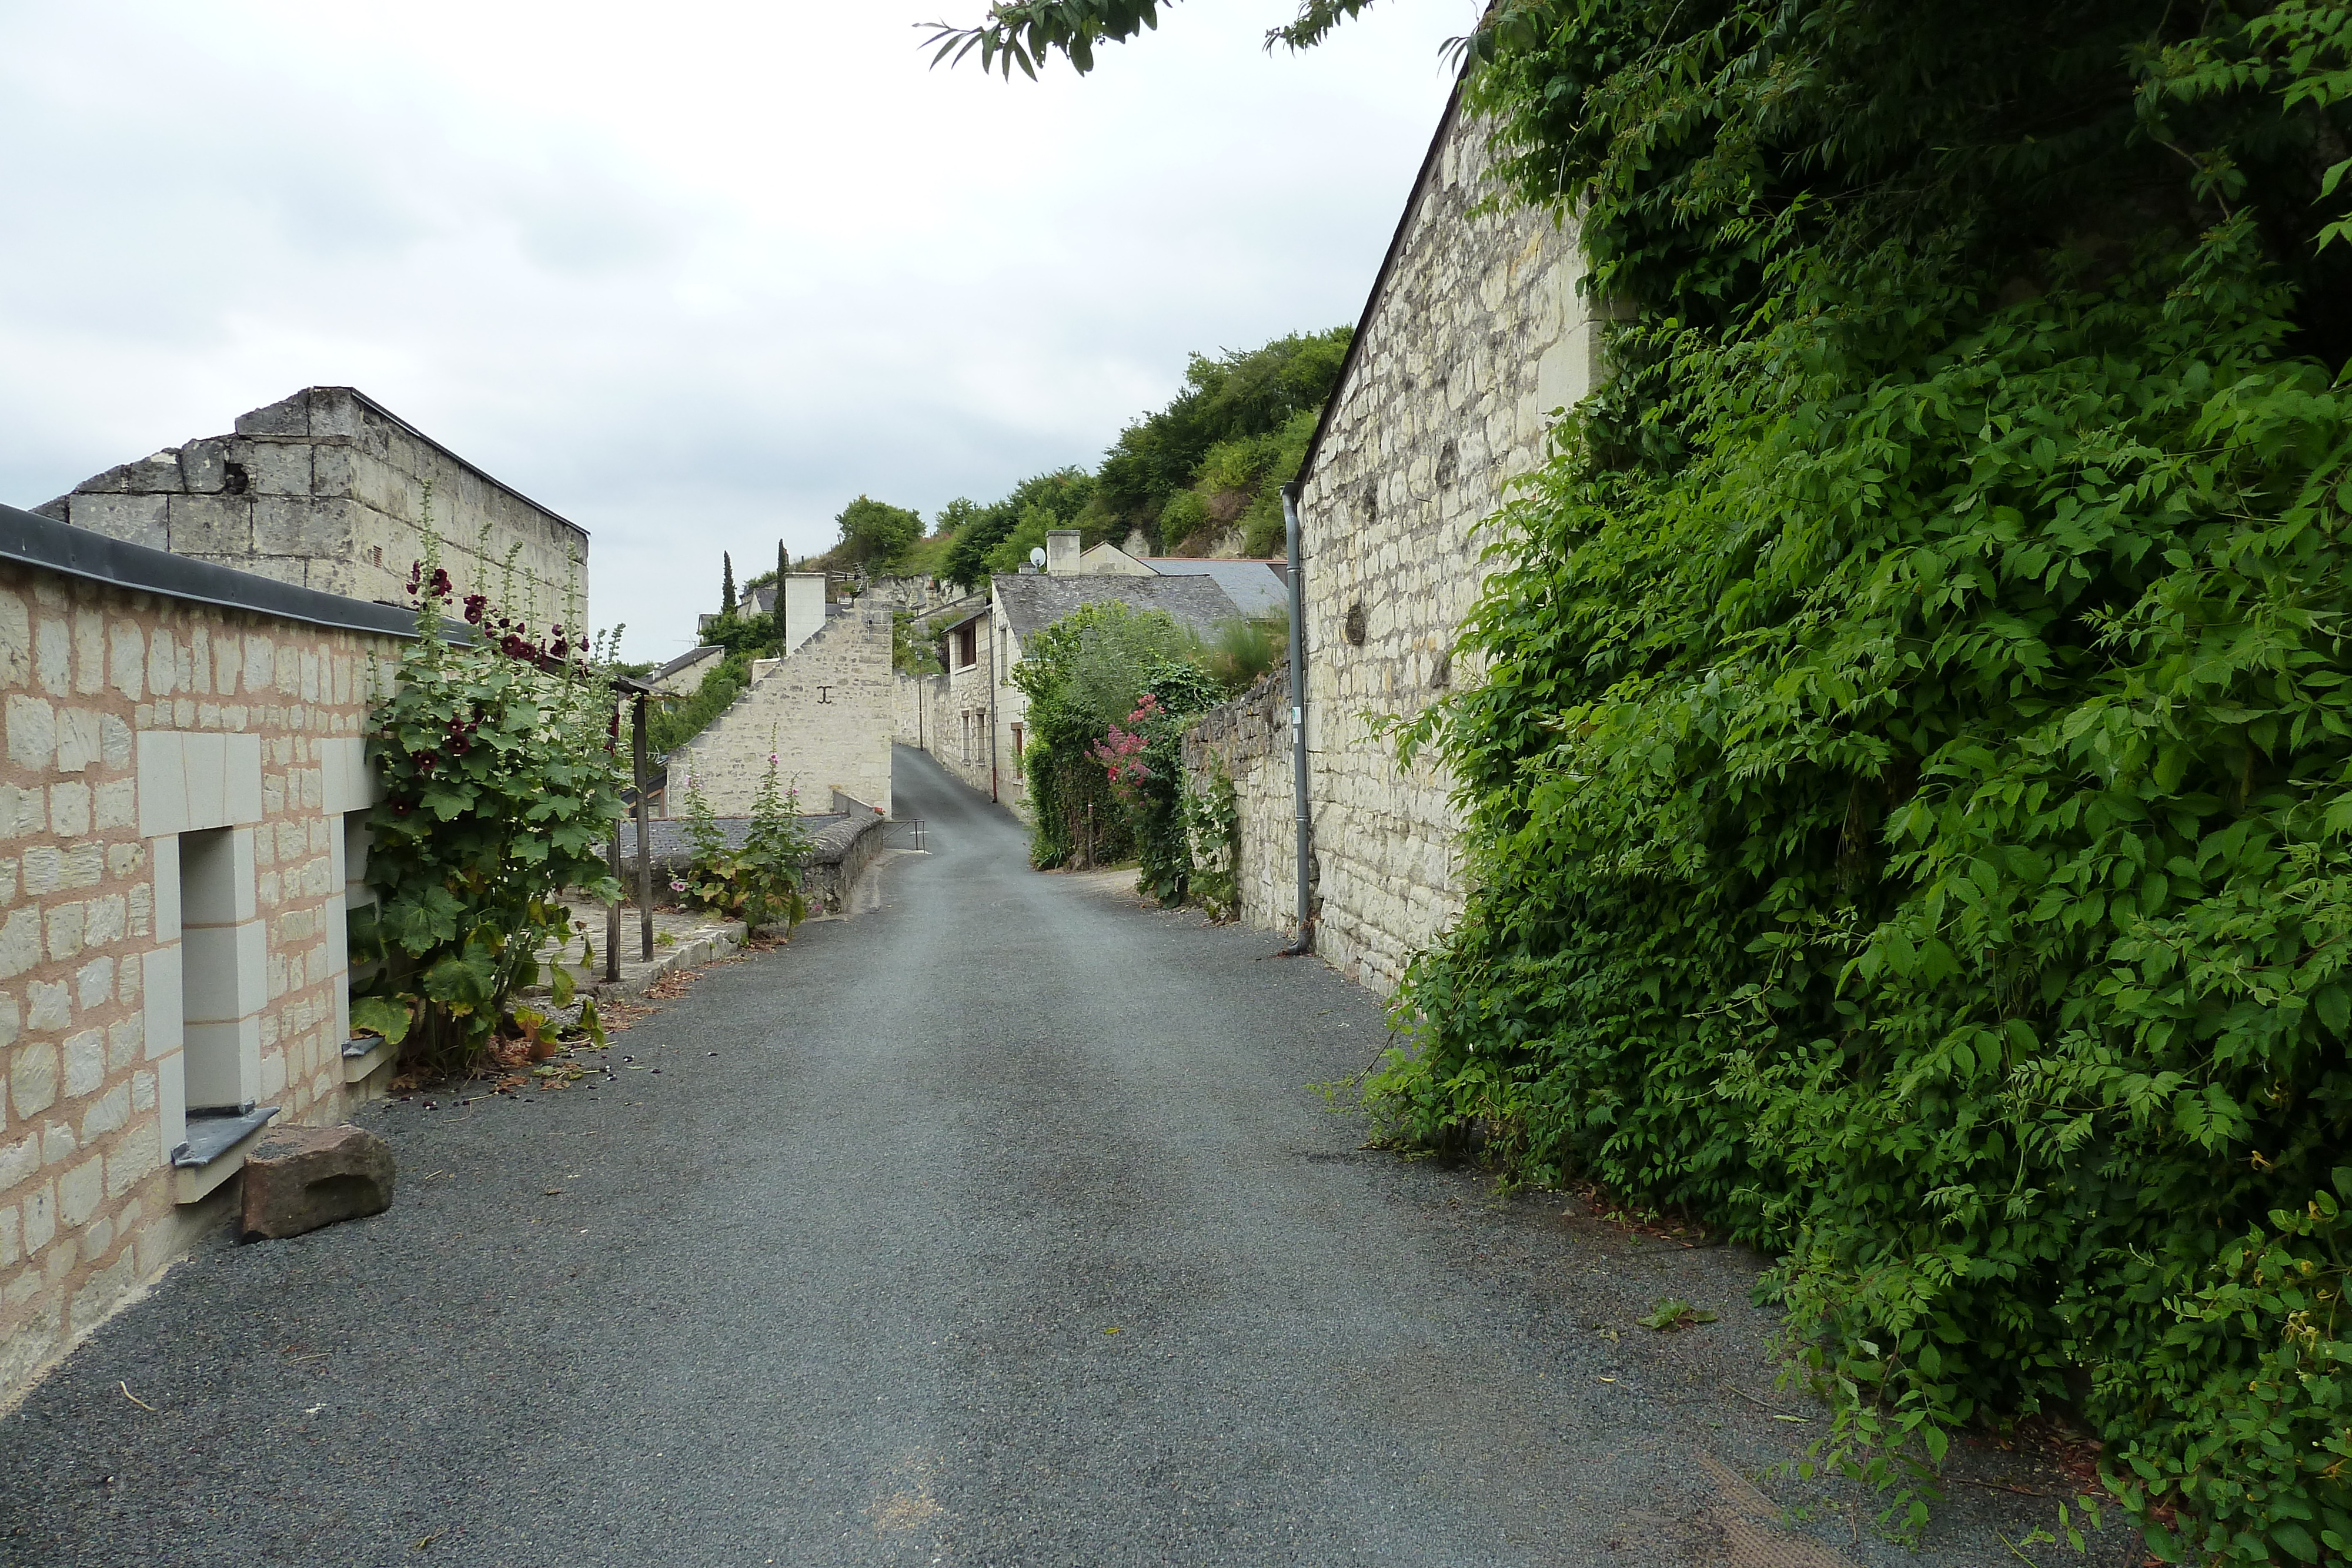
<box><xmin>1045</xmin><ymin>529</ymin><xmax>1081</xmax><ymax>576</ymax></box>
<box><xmin>779</xmin><ymin>573</ymin><xmax>827</xmax><ymax>656</ymax></box>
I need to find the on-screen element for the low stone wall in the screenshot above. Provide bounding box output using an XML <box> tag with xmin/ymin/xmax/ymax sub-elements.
<box><xmin>1179</xmin><ymin>666</ymin><xmax>1307</xmax><ymax>940</ymax></box>
<box><xmin>610</xmin><ymin>811</ymin><xmax>890</xmax><ymax>917</ymax></box>
<box><xmin>798</xmin><ymin>814</ymin><xmax>891</xmax><ymax>915</ymax></box>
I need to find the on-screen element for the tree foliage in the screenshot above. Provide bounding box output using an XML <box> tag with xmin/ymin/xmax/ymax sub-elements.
<box><xmin>1095</xmin><ymin>330</ymin><xmax>1349</xmax><ymax>554</ymax></box>
<box><xmin>1013</xmin><ymin>600</ymin><xmax>1197</xmax><ymax>868</ymax></box>
<box><xmin>351</xmin><ymin>538</ymin><xmax>622</xmax><ymax>1078</ymax></box>
<box><xmin>941</xmin><ymin>467</ymin><xmax>1096</xmax><ymax>589</ymax></box>
<box><xmin>943</xmin><ymin>0</ymin><xmax>2352</xmax><ymax>1556</ymax></box>
<box><xmin>836</xmin><ymin>494</ymin><xmax>926</xmax><ymax>571</ymax></box>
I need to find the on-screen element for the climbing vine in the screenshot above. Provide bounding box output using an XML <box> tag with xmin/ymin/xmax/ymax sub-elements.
<box><xmin>1184</xmin><ymin>761</ymin><xmax>1242</xmax><ymax>921</ymax></box>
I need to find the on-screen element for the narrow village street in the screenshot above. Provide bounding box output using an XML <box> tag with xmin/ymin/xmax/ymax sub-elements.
<box><xmin>0</xmin><ymin>748</ymin><xmax>2125</xmax><ymax>1568</ymax></box>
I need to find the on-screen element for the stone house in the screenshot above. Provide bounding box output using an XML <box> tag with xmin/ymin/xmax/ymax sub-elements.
<box><xmin>0</xmin><ymin>500</ymin><xmax>407</xmax><ymax>1403</ymax></box>
<box><xmin>1180</xmin><ymin>84</ymin><xmax>1605</xmax><ymax>991</ymax></box>
<box><xmin>36</xmin><ymin>387</ymin><xmax>591</xmax><ymax>628</ymax></box>
<box><xmin>663</xmin><ymin>599</ymin><xmax>894</xmax><ymax>819</ymax></box>
<box><xmin>904</xmin><ymin>541</ymin><xmax>1251</xmax><ymax>815</ymax></box>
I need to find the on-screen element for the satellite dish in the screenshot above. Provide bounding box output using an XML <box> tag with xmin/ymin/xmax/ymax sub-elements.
<box><xmin>1028</xmin><ymin>546</ymin><xmax>1047</xmax><ymax>568</ymax></box>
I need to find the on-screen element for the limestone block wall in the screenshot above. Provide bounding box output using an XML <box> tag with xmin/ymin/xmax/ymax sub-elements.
<box><xmin>0</xmin><ymin>555</ymin><xmax>400</xmax><ymax>1403</ymax></box>
<box><xmin>672</xmin><ymin>604</ymin><xmax>893</xmax><ymax>818</ymax></box>
<box><xmin>1293</xmin><ymin>99</ymin><xmax>1599</xmax><ymax>992</ymax></box>
<box><xmin>908</xmin><ymin>640</ymin><xmax>998</xmax><ymax>803</ymax></box>
<box><xmin>895</xmin><ymin>671</ymin><xmax>965</xmax><ymax>764</ymax></box>
<box><xmin>1180</xmin><ymin>667</ymin><xmax>1301</xmax><ymax>937</ymax></box>
<box><xmin>35</xmin><ymin>387</ymin><xmax>590</xmax><ymax>626</ymax></box>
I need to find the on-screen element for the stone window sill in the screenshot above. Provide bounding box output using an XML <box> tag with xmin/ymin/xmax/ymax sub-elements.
<box><xmin>172</xmin><ymin>1105</ymin><xmax>280</xmax><ymax>1205</ymax></box>
<box><xmin>342</xmin><ymin>1034</ymin><xmax>395</xmax><ymax>1085</ymax></box>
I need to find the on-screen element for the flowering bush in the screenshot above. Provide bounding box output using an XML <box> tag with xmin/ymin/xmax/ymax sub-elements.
<box><xmin>348</xmin><ymin>530</ymin><xmax>622</xmax><ymax>1078</ymax></box>
<box><xmin>1095</xmin><ymin>676</ymin><xmax>1221</xmax><ymax>905</ymax></box>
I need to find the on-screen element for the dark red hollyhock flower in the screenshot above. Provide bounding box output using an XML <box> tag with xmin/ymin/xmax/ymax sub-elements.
<box><xmin>429</xmin><ymin>567</ymin><xmax>453</xmax><ymax>599</ymax></box>
<box><xmin>551</xmin><ymin>640</ymin><xmax>569</xmax><ymax>658</ymax></box>
<box><xmin>552</xmin><ymin>624</ymin><xmax>565</xmax><ymax>638</ymax></box>
<box><xmin>463</xmin><ymin>594</ymin><xmax>487</xmax><ymax>625</ymax></box>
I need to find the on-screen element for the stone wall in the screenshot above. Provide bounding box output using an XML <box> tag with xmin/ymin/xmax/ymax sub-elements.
<box><xmin>671</xmin><ymin>604</ymin><xmax>893</xmax><ymax>818</ymax></box>
<box><xmin>0</xmin><ymin>541</ymin><xmax>401</xmax><ymax>1403</ymax></box>
<box><xmin>1269</xmin><ymin>99</ymin><xmax>1596</xmax><ymax>990</ymax></box>
<box><xmin>1179</xmin><ymin>666</ymin><xmax>1302</xmax><ymax>936</ymax></box>
<box><xmin>35</xmin><ymin>387</ymin><xmax>590</xmax><ymax>627</ymax></box>
<box><xmin>906</xmin><ymin>637</ymin><xmax>998</xmax><ymax>804</ymax></box>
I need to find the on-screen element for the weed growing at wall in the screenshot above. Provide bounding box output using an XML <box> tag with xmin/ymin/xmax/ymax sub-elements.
<box><xmin>1184</xmin><ymin>761</ymin><xmax>1242</xmax><ymax>921</ymax></box>
<box><xmin>1090</xmin><ymin>664</ymin><xmax>1226</xmax><ymax>905</ymax></box>
<box><xmin>350</xmin><ymin>533</ymin><xmax>623</xmax><ymax>1079</ymax></box>
<box><xmin>674</xmin><ymin>749</ymin><xmax>813</xmax><ymax>931</ymax></box>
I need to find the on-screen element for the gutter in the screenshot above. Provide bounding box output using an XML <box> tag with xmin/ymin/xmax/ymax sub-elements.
<box><xmin>0</xmin><ymin>502</ymin><xmax>420</xmax><ymax>640</ymax></box>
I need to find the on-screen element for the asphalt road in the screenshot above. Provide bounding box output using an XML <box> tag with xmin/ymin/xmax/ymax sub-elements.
<box><xmin>0</xmin><ymin>746</ymin><xmax>2135</xmax><ymax>1567</ymax></box>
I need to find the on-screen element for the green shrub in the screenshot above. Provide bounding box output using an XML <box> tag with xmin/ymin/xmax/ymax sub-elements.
<box><xmin>1014</xmin><ymin>601</ymin><xmax>1197</xmax><ymax>868</ymax></box>
<box><xmin>349</xmin><ymin>534</ymin><xmax>622</xmax><ymax>1078</ymax></box>
<box><xmin>674</xmin><ymin>748</ymin><xmax>811</xmax><ymax>932</ymax></box>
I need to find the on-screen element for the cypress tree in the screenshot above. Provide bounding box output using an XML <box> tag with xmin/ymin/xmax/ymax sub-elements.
<box><xmin>721</xmin><ymin>552</ymin><xmax>736</xmax><ymax>616</ymax></box>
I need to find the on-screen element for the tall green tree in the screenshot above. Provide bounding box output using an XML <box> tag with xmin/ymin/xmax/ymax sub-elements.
<box><xmin>720</xmin><ymin>552</ymin><xmax>736</xmax><ymax>616</ymax></box>
<box><xmin>834</xmin><ymin>494</ymin><xmax>924</xmax><ymax>571</ymax></box>
<box><xmin>941</xmin><ymin>467</ymin><xmax>1095</xmax><ymax>589</ymax></box>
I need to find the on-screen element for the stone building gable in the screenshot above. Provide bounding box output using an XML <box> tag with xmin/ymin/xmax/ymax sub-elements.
<box><xmin>670</xmin><ymin>603</ymin><xmax>893</xmax><ymax>818</ymax></box>
<box><xmin>35</xmin><ymin>387</ymin><xmax>590</xmax><ymax>627</ymax></box>
<box><xmin>1189</xmin><ymin>85</ymin><xmax>1602</xmax><ymax>990</ymax></box>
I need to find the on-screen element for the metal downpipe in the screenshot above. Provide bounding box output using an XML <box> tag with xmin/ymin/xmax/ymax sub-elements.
<box><xmin>1281</xmin><ymin>480</ymin><xmax>1313</xmax><ymax>956</ymax></box>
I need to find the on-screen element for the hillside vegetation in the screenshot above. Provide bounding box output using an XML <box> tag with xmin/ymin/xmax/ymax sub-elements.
<box><xmin>939</xmin><ymin>326</ymin><xmax>1351</xmax><ymax>589</ymax></box>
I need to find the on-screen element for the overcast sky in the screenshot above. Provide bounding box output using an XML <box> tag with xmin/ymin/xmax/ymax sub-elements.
<box><xmin>0</xmin><ymin>1</ymin><xmax>1469</xmax><ymax>660</ymax></box>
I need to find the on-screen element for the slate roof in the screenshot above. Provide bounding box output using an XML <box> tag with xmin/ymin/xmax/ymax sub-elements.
<box><xmin>1142</xmin><ymin>559</ymin><xmax>1289</xmax><ymax>618</ymax></box>
<box><xmin>652</xmin><ymin>644</ymin><xmax>721</xmax><ymax>683</ymax></box>
<box><xmin>991</xmin><ymin>572</ymin><xmax>1246</xmax><ymax>640</ymax></box>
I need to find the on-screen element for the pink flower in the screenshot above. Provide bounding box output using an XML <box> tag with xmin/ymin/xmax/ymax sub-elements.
<box><xmin>670</xmin><ymin>878</ymin><xmax>687</xmax><ymax>892</ymax></box>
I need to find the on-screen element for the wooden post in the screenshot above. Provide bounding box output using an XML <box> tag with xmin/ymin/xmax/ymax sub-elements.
<box><xmin>633</xmin><ymin>690</ymin><xmax>654</xmax><ymax>962</ymax></box>
<box><xmin>605</xmin><ymin>817</ymin><xmax>622</xmax><ymax>984</ymax></box>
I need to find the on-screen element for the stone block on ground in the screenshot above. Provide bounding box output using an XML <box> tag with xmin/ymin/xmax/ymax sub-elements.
<box><xmin>239</xmin><ymin>1124</ymin><xmax>395</xmax><ymax>1243</ymax></box>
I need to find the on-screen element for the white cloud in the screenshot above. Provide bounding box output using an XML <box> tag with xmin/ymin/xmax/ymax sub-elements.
<box><xmin>0</xmin><ymin>0</ymin><xmax>1471</xmax><ymax>658</ymax></box>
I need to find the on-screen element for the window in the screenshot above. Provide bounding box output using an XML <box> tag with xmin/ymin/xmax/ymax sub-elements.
<box><xmin>1011</xmin><ymin>722</ymin><xmax>1024</xmax><ymax>760</ymax></box>
<box><xmin>178</xmin><ymin>827</ymin><xmax>262</xmax><ymax>1115</ymax></box>
<box><xmin>954</xmin><ymin>623</ymin><xmax>977</xmax><ymax>670</ymax></box>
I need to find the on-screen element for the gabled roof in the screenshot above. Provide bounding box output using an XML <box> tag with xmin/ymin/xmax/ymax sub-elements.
<box><xmin>991</xmin><ymin>572</ymin><xmax>1245</xmax><ymax>640</ymax></box>
<box><xmin>1141</xmin><ymin>559</ymin><xmax>1288</xmax><ymax>618</ymax></box>
<box><xmin>653</xmin><ymin>644</ymin><xmax>722</xmax><ymax>682</ymax></box>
